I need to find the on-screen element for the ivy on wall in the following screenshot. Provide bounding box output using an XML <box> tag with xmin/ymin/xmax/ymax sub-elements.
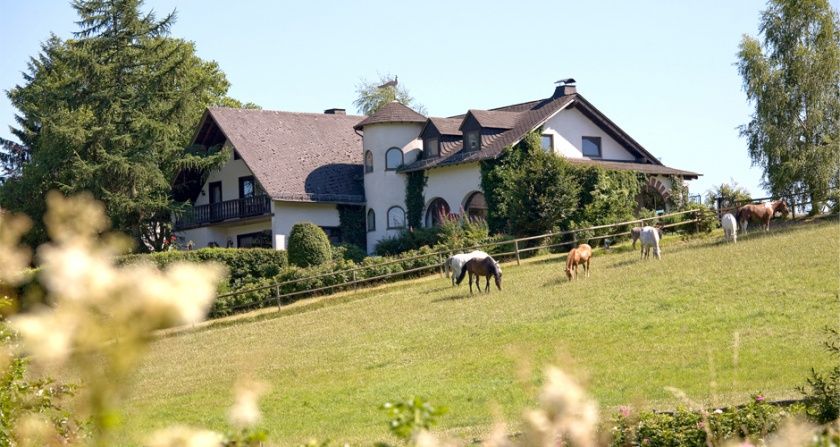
<box><xmin>405</xmin><ymin>171</ymin><xmax>427</xmax><ymax>229</ymax></box>
<box><xmin>337</xmin><ymin>204</ymin><xmax>366</xmax><ymax>249</ymax></box>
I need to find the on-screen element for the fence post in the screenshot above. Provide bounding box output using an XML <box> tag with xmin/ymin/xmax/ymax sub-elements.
<box><xmin>275</xmin><ymin>285</ymin><xmax>281</xmax><ymax>311</ymax></box>
<box><xmin>352</xmin><ymin>270</ymin><xmax>357</xmax><ymax>292</ymax></box>
<box><xmin>514</xmin><ymin>240</ymin><xmax>521</xmax><ymax>265</ymax></box>
<box><xmin>695</xmin><ymin>210</ymin><xmax>700</xmax><ymax>234</ymax></box>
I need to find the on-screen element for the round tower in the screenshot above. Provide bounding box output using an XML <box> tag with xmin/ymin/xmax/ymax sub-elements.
<box><xmin>353</xmin><ymin>101</ymin><xmax>426</xmax><ymax>253</ymax></box>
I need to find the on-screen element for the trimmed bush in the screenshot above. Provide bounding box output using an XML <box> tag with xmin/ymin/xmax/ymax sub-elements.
<box><xmin>287</xmin><ymin>222</ymin><xmax>333</xmax><ymax>267</ymax></box>
<box><xmin>119</xmin><ymin>247</ymin><xmax>287</xmax><ymax>288</ymax></box>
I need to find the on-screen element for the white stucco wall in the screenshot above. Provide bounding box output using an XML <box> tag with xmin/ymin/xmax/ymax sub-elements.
<box><xmin>194</xmin><ymin>141</ymin><xmax>259</xmax><ymax>206</ymax></box>
<box><xmin>362</xmin><ymin>123</ymin><xmax>424</xmax><ymax>253</ymax></box>
<box><xmin>543</xmin><ymin>108</ymin><xmax>637</xmax><ymax>161</ymax></box>
<box><xmin>422</xmin><ymin>163</ymin><xmax>483</xmax><ymax>222</ymax></box>
<box><xmin>176</xmin><ymin>218</ymin><xmax>271</xmax><ymax>249</ymax></box>
<box><xmin>271</xmin><ymin>201</ymin><xmax>340</xmax><ymax>250</ymax></box>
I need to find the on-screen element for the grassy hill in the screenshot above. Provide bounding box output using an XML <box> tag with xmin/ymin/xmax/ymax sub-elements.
<box><xmin>120</xmin><ymin>219</ymin><xmax>839</xmax><ymax>445</ymax></box>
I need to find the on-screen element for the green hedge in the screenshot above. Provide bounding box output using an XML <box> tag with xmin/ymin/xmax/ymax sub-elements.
<box><xmin>119</xmin><ymin>248</ymin><xmax>288</xmax><ymax>289</ymax></box>
<box><xmin>611</xmin><ymin>398</ymin><xmax>788</xmax><ymax>447</ymax></box>
<box><xmin>211</xmin><ymin>245</ymin><xmax>457</xmax><ymax>317</ymax></box>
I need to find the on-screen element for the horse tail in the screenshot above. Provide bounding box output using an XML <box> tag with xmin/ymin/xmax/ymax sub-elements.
<box><xmin>455</xmin><ymin>262</ymin><xmax>468</xmax><ymax>285</ymax></box>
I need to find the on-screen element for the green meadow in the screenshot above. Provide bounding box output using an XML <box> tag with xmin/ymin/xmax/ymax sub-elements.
<box><xmin>120</xmin><ymin>218</ymin><xmax>839</xmax><ymax>445</ymax></box>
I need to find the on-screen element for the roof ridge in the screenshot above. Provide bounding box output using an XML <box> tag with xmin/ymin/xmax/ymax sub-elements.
<box><xmin>209</xmin><ymin>107</ymin><xmax>365</xmax><ymax>119</ymax></box>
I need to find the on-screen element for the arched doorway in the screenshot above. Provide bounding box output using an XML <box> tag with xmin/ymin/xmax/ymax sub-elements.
<box><xmin>424</xmin><ymin>198</ymin><xmax>451</xmax><ymax>227</ymax></box>
<box><xmin>463</xmin><ymin>191</ymin><xmax>487</xmax><ymax>221</ymax></box>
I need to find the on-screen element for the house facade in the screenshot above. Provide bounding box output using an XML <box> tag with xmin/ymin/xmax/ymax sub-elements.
<box><xmin>173</xmin><ymin>81</ymin><xmax>700</xmax><ymax>253</ymax></box>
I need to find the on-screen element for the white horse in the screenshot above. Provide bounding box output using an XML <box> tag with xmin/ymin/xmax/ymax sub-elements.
<box><xmin>639</xmin><ymin>226</ymin><xmax>661</xmax><ymax>260</ymax></box>
<box><xmin>721</xmin><ymin>213</ymin><xmax>737</xmax><ymax>243</ymax></box>
<box><xmin>445</xmin><ymin>250</ymin><xmax>490</xmax><ymax>286</ymax></box>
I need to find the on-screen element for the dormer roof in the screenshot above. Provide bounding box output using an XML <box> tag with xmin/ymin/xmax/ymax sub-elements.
<box><xmin>352</xmin><ymin>101</ymin><xmax>426</xmax><ymax>130</ymax></box>
<box><xmin>460</xmin><ymin>109</ymin><xmax>522</xmax><ymax>130</ymax></box>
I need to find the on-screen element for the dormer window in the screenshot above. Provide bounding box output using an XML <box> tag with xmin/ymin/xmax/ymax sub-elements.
<box><xmin>465</xmin><ymin>131</ymin><xmax>480</xmax><ymax>151</ymax></box>
<box><xmin>424</xmin><ymin>138</ymin><xmax>439</xmax><ymax>157</ymax></box>
<box><xmin>582</xmin><ymin>136</ymin><xmax>602</xmax><ymax>158</ymax></box>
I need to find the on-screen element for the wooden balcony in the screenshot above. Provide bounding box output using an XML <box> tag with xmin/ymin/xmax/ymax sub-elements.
<box><xmin>175</xmin><ymin>195</ymin><xmax>271</xmax><ymax>230</ymax></box>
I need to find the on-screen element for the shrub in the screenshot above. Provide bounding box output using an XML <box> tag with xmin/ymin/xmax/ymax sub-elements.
<box><xmin>119</xmin><ymin>248</ymin><xmax>287</xmax><ymax>288</ymax></box>
<box><xmin>798</xmin><ymin>327</ymin><xmax>840</xmax><ymax>424</ymax></box>
<box><xmin>332</xmin><ymin>243</ymin><xmax>367</xmax><ymax>263</ymax></box>
<box><xmin>287</xmin><ymin>222</ymin><xmax>332</xmax><ymax>267</ymax></box>
<box><xmin>611</xmin><ymin>398</ymin><xmax>786</xmax><ymax>447</ymax></box>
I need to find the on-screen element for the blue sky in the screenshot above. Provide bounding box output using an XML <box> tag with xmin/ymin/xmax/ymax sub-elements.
<box><xmin>1</xmin><ymin>0</ymin><xmax>803</xmax><ymax>198</ymax></box>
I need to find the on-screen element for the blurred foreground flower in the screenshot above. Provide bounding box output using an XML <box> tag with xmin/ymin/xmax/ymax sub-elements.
<box><xmin>146</xmin><ymin>425</ymin><xmax>225</xmax><ymax>447</ymax></box>
<box><xmin>5</xmin><ymin>192</ymin><xmax>225</xmax><ymax>444</ymax></box>
<box><xmin>229</xmin><ymin>379</ymin><xmax>269</xmax><ymax>429</ymax></box>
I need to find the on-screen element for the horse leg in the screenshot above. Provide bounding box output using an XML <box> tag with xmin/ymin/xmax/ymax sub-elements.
<box><xmin>468</xmin><ymin>272</ymin><xmax>474</xmax><ymax>295</ymax></box>
<box><xmin>485</xmin><ymin>275</ymin><xmax>490</xmax><ymax>293</ymax></box>
<box><xmin>585</xmin><ymin>259</ymin><xmax>590</xmax><ymax>278</ymax></box>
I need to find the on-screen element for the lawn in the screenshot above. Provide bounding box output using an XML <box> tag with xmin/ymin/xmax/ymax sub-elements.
<box><xmin>119</xmin><ymin>219</ymin><xmax>839</xmax><ymax>445</ymax></box>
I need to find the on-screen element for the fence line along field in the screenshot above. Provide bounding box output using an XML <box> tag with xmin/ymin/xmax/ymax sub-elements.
<box><xmin>119</xmin><ymin>218</ymin><xmax>839</xmax><ymax>445</ymax></box>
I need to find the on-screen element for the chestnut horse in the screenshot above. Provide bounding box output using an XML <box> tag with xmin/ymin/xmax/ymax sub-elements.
<box><xmin>455</xmin><ymin>257</ymin><xmax>502</xmax><ymax>294</ymax></box>
<box><xmin>737</xmin><ymin>200</ymin><xmax>789</xmax><ymax>233</ymax></box>
<box><xmin>565</xmin><ymin>244</ymin><xmax>592</xmax><ymax>281</ymax></box>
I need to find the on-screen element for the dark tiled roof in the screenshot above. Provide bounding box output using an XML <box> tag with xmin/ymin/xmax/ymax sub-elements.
<box><xmin>401</xmin><ymin>94</ymin><xmax>576</xmax><ymax>172</ymax></box>
<box><xmin>206</xmin><ymin>108</ymin><xmax>366</xmax><ymax>203</ymax></box>
<box><xmin>465</xmin><ymin>110</ymin><xmax>522</xmax><ymax>129</ymax></box>
<box><xmin>564</xmin><ymin>158</ymin><xmax>701</xmax><ymax>179</ymax></box>
<box><xmin>427</xmin><ymin>117</ymin><xmax>463</xmax><ymax>136</ymax></box>
<box><xmin>352</xmin><ymin>101</ymin><xmax>426</xmax><ymax>130</ymax></box>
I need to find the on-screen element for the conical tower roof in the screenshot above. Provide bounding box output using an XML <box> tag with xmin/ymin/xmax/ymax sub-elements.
<box><xmin>352</xmin><ymin>101</ymin><xmax>426</xmax><ymax>130</ymax></box>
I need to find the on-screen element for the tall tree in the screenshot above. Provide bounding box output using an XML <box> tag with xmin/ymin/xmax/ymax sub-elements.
<box><xmin>0</xmin><ymin>0</ymin><xmax>249</xmax><ymax>249</ymax></box>
<box><xmin>737</xmin><ymin>0</ymin><xmax>840</xmax><ymax>209</ymax></box>
<box><xmin>353</xmin><ymin>74</ymin><xmax>427</xmax><ymax>116</ymax></box>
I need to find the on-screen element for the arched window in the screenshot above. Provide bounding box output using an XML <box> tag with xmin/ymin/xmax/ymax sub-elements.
<box><xmin>386</xmin><ymin>206</ymin><xmax>406</xmax><ymax>229</ymax></box>
<box><xmin>424</xmin><ymin>198</ymin><xmax>451</xmax><ymax>227</ymax></box>
<box><xmin>385</xmin><ymin>147</ymin><xmax>404</xmax><ymax>171</ymax></box>
<box><xmin>367</xmin><ymin>208</ymin><xmax>376</xmax><ymax>232</ymax></box>
<box><xmin>464</xmin><ymin>192</ymin><xmax>487</xmax><ymax>221</ymax></box>
<box><xmin>364</xmin><ymin>151</ymin><xmax>374</xmax><ymax>173</ymax></box>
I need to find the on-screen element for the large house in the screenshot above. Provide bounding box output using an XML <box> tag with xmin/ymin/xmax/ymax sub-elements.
<box><xmin>172</xmin><ymin>81</ymin><xmax>700</xmax><ymax>253</ymax></box>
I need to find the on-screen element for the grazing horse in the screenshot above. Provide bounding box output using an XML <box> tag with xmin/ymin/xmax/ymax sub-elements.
<box><xmin>737</xmin><ymin>200</ymin><xmax>790</xmax><ymax>233</ymax></box>
<box><xmin>565</xmin><ymin>243</ymin><xmax>592</xmax><ymax>281</ymax></box>
<box><xmin>639</xmin><ymin>226</ymin><xmax>661</xmax><ymax>260</ymax></box>
<box><xmin>631</xmin><ymin>225</ymin><xmax>663</xmax><ymax>249</ymax></box>
<box><xmin>721</xmin><ymin>213</ymin><xmax>738</xmax><ymax>243</ymax></box>
<box><xmin>455</xmin><ymin>257</ymin><xmax>502</xmax><ymax>294</ymax></box>
<box><xmin>445</xmin><ymin>250</ymin><xmax>490</xmax><ymax>286</ymax></box>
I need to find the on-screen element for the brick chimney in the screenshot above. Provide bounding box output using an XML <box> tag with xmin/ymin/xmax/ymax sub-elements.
<box><xmin>324</xmin><ymin>108</ymin><xmax>346</xmax><ymax>115</ymax></box>
<box><xmin>553</xmin><ymin>78</ymin><xmax>577</xmax><ymax>97</ymax></box>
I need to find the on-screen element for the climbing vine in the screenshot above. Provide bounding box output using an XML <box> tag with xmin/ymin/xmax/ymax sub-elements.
<box><xmin>405</xmin><ymin>171</ymin><xmax>427</xmax><ymax>229</ymax></box>
<box><xmin>337</xmin><ymin>204</ymin><xmax>366</xmax><ymax>250</ymax></box>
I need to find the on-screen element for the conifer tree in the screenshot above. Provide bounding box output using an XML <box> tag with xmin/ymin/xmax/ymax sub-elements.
<box><xmin>0</xmin><ymin>0</ymin><xmax>250</xmax><ymax>249</ymax></box>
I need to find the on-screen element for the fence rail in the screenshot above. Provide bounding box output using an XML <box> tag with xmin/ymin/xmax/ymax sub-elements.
<box><xmin>215</xmin><ymin>207</ymin><xmax>715</xmax><ymax>315</ymax></box>
<box><xmin>213</xmin><ymin>193</ymin><xmax>824</xmax><ymax>317</ymax></box>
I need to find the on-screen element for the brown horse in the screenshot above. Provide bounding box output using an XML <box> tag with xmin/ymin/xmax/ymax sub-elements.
<box><xmin>565</xmin><ymin>244</ymin><xmax>592</xmax><ymax>281</ymax></box>
<box><xmin>455</xmin><ymin>257</ymin><xmax>502</xmax><ymax>294</ymax></box>
<box><xmin>737</xmin><ymin>199</ymin><xmax>790</xmax><ymax>233</ymax></box>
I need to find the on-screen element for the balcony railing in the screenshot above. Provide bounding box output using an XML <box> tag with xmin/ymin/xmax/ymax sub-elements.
<box><xmin>175</xmin><ymin>195</ymin><xmax>271</xmax><ymax>230</ymax></box>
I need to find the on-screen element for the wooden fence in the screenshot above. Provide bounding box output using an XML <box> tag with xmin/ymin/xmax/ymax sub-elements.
<box><xmin>215</xmin><ymin>208</ymin><xmax>707</xmax><ymax>315</ymax></box>
<box><xmin>213</xmin><ymin>192</ymin><xmax>824</xmax><ymax>317</ymax></box>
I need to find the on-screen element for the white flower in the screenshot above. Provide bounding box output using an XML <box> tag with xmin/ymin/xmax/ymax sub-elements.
<box><xmin>228</xmin><ymin>379</ymin><xmax>268</xmax><ymax>428</ymax></box>
<box><xmin>146</xmin><ymin>425</ymin><xmax>224</xmax><ymax>447</ymax></box>
<box><xmin>10</xmin><ymin>310</ymin><xmax>76</xmax><ymax>366</ymax></box>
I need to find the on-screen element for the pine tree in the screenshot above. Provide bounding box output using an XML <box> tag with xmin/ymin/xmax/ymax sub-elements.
<box><xmin>737</xmin><ymin>0</ymin><xmax>840</xmax><ymax>209</ymax></box>
<box><xmin>0</xmin><ymin>0</ymin><xmax>249</xmax><ymax>249</ymax></box>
